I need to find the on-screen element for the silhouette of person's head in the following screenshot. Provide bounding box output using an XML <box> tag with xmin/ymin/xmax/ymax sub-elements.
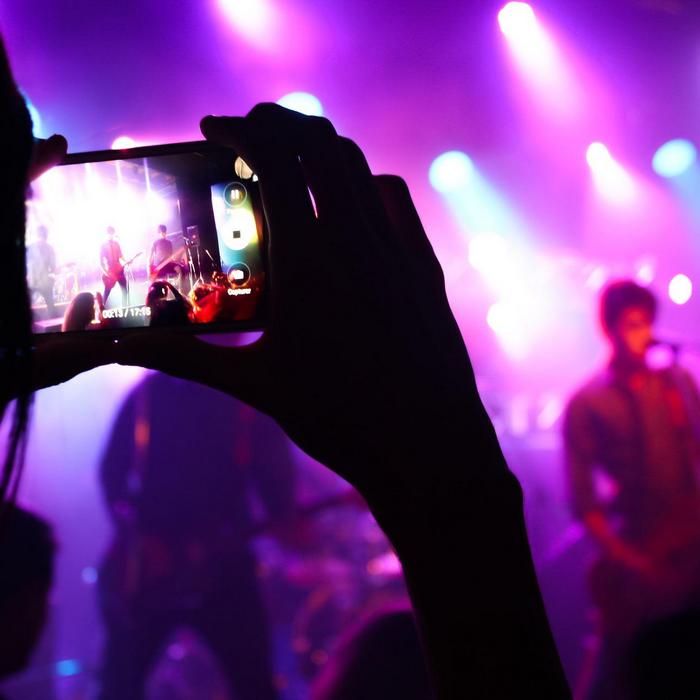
<box><xmin>62</xmin><ymin>292</ymin><xmax>97</xmax><ymax>332</ymax></box>
<box><xmin>599</xmin><ymin>280</ymin><xmax>657</xmax><ymax>362</ymax></box>
<box><xmin>311</xmin><ymin>605</ymin><xmax>433</xmax><ymax>700</ymax></box>
<box><xmin>0</xmin><ymin>506</ymin><xmax>55</xmax><ymax>679</ymax></box>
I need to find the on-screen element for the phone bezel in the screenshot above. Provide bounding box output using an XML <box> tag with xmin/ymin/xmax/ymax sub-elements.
<box><xmin>31</xmin><ymin>140</ymin><xmax>268</xmax><ymax>340</ymax></box>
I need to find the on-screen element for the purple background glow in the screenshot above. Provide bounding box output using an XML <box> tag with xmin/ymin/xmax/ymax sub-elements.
<box><xmin>3</xmin><ymin>0</ymin><xmax>700</xmax><ymax>696</ymax></box>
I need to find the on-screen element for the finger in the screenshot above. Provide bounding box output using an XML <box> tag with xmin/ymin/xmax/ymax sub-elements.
<box><xmin>374</xmin><ymin>174</ymin><xmax>443</xmax><ymax>270</ymax></box>
<box><xmin>116</xmin><ymin>331</ymin><xmax>272</xmax><ymax>414</ymax></box>
<box><xmin>201</xmin><ymin>112</ymin><xmax>316</xmax><ymax>238</ymax></box>
<box><xmin>28</xmin><ymin>134</ymin><xmax>67</xmax><ymax>182</ymax></box>
<box><xmin>338</xmin><ymin>137</ymin><xmax>395</xmax><ymax>252</ymax></box>
<box><xmin>295</xmin><ymin>115</ymin><xmax>354</xmax><ymax>224</ymax></box>
<box><xmin>201</xmin><ymin>113</ymin><xmax>316</xmax><ymax>283</ymax></box>
<box><xmin>249</xmin><ymin>106</ymin><xmax>359</xmax><ymax>230</ymax></box>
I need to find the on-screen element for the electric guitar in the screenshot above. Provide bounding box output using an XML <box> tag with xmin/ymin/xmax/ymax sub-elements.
<box><xmin>102</xmin><ymin>251</ymin><xmax>142</xmax><ymax>287</ymax></box>
<box><xmin>148</xmin><ymin>246</ymin><xmax>187</xmax><ymax>281</ymax></box>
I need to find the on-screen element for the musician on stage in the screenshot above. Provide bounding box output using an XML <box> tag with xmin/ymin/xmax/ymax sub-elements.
<box><xmin>564</xmin><ymin>280</ymin><xmax>700</xmax><ymax>699</ymax></box>
<box><xmin>26</xmin><ymin>225</ymin><xmax>57</xmax><ymax>318</ymax></box>
<box><xmin>97</xmin><ymin>372</ymin><xmax>296</xmax><ymax>700</ymax></box>
<box><xmin>149</xmin><ymin>224</ymin><xmax>172</xmax><ymax>278</ymax></box>
<box><xmin>99</xmin><ymin>226</ymin><xmax>129</xmax><ymax>306</ymax></box>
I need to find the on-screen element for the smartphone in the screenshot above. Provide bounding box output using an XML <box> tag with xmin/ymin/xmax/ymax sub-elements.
<box><xmin>26</xmin><ymin>141</ymin><xmax>267</xmax><ymax>336</ymax></box>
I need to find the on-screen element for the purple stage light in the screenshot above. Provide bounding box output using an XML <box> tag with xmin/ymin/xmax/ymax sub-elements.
<box><xmin>218</xmin><ymin>0</ymin><xmax>277</xmax><ymax>49</ymax></box>
<box><xmin>497</xmin><ymin>0</ymin><xmax>584</xmax><ymax>120</ymax></box>
<box><xmin>497</xmin><ymin>2</ymin><xmax>536</xmax><ymax>39</ymax></box>
<box><xmin>668</xmin><ymin>273</ymin><xmax>692</xmax><ymax>305</ymax></box>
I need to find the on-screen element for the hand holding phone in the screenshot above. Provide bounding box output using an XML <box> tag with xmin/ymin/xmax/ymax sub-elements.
<box><xmin>118</xmin><ymin>105</ymin><xmax>485</xmax><ymax>490</ymax></box>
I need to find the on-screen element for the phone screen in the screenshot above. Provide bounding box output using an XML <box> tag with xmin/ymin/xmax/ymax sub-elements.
<box><xmin>26</xmin><ymin>142</ymin><xmax>266</xmax><ymax>335</ymax></box>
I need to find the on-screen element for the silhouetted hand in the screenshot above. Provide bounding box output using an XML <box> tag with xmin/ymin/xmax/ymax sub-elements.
<box><xmin>118</xmin><ymin>105</ymin><xmax>570</xmax><ymax>698</ymax></box>
<box><xmin>119</xmin><ymin>104</ymin><xmax>502</xmax><ymax>497</ymax></box>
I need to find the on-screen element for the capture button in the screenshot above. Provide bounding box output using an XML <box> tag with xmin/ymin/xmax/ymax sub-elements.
<box><xmin>227</xmin><ymin>263</ymin><xmax>251</xmax><ymax>287</ymax></box>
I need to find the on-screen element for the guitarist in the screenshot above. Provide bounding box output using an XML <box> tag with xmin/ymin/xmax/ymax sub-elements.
<box><xmin>149</xmin><ymin>224</ymin><xmax>172</xmax><ymax>278</ymax></box>
<box><xmin>564</xmin><ymin>280</ymin><xmax>700</xmax><ymax>700</ymax></box>
<box><xmin>99</xmin><ymin>225</ymin><xmax>130</xmax><ymax>306</ymax></box>
<box><xmin>97</xmin><ymin>372</ymin><xmax>297</xmax><ymax>700</ymax></box>
<box><xmin>148</xmin><ymin>224</ymin><xmax>184</xmax><ymax>285</ymax></box>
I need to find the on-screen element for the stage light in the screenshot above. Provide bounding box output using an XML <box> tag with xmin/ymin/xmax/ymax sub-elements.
<box><xmin>498</xmin><ymin>2</ymin><xmax>536</xmax><ymax>39</ymax></box>
<box><xmin>468</xmin><ymin>233</ymin><xmax>507</xmax><ymax>275</ymax></box>
<box><xmin>585</xmin><ymin>265</ymin><xmax>608</xmax><ymax>291</ymax></box>
<box><xmin>429</xmin><ymin>151</ymin><xmax>475</xmax><ymax>193</ymax></box>
<box><xmin>111</xmin><ymin>136</ymin><xmax>137</xmax><ymax>150</ymax></box>
<box><xmin>81</xmin><ymin>567</ymin><xmax>98</xmax><ymax>584</ymax></box>
<box><xmin>487</xmin><ymin>301</ymin><xmax>528</xmax><ymax>359</ymax></box>
<box><xmin>537</xmin><ymin>394</ymin><xmax>563</xmax><ymax>430</ymax></box>
<box><xmin>55</xmin><ymin>659</ymin><xmax>82</xmax><ymax>677</ymax></box>
<box><xmin>586</xmin><ymin>142</ymin><xmax>635</xmax><ymax>203</ymax></box>
<box><xmin>277</xmin><ymin>92</ymin><xmax>324</xmax><ymax>117</ymax></box>
<box><xmin>668</xmin><ymin>273</ymin><xmax>692</xmax><ymax>305</ymax></box>
<box><xmin>219</xmin><ymin>0</ymin><xmax>275</xmax><ymax>46</ymax></box>
<box><xmin>586</xmin><ymin>142</ymin><xmax>611</xmax><ymax>169</ymax></box>
<box><xmin>652</xmin><ymin>139</ymin><xmax>697</xmax><ymax>178</ymax></box>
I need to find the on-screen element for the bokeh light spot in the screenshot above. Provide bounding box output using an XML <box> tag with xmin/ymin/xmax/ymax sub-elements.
<box><xmin>652</xmin><ymin>139</ymin><xmax>697</xmax><ymax>178</ymax></box>
<box><xmin>111</xmin><ymin>136</ymin><xmax>137</xmax><ymax>150</ymax></box>
<box><xmin>497</xmin><ymin>2</ymin><xmax>536</xmax><ymax>38</ymax></box>
<box><xmin>55</xmin><ymin>659</ymin><xmax>82</xmax><ymax>677</ymax></box>
<box><xmin>276</xmin><ymin>92</ymin><xmax>324</xmax><ymax>117</ymax></box>
<box><xmin>218</xmin><ymin>0</ymin><xmax>275</xmax><ymax>45</ymax></box>
<box><xmin>429</xmin><ymin>151</ymin><xmax>475</xmax><ymax>193</ymax></box>
<box><xmin>668</xmin><ymin>273</ymin><xmax>693</xmax><ymax>305</ymax></box>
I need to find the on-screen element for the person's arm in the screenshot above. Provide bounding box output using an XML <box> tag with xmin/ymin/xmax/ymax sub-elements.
<box><xmin>117</xmin><ymin>105</ymin><xmax>570</xmax><ymax>698</ymax></box>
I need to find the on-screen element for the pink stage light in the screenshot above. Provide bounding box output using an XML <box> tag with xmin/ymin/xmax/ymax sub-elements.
<box><xmin>668</xmin><ymin>273</ymin><xmax>693</xmax><ymax>305</ymax></box>
<box><xmin>497</xmin><ymin>2</ymin><xmax>584</xmax><ymax>120</ymax></box>
<box><xmin>586</xmin><ymin>142</ymin><xmax>635</xmax><ymax>204</ymax></box>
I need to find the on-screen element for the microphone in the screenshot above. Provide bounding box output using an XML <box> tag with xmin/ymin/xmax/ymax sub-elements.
<box><xmin>650</xmin><ymin>338</ymin><xmax>681</xmax><ymax>355</ymax></box>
